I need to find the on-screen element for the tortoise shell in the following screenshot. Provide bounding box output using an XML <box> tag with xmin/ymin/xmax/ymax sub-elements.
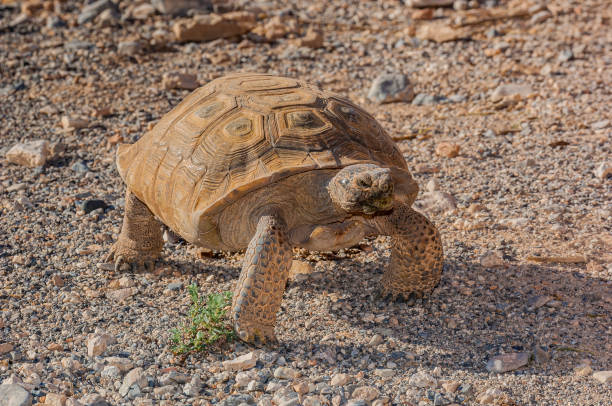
<box><xmin>117</xmin><ymin>73</ymin><xmax>407</xmax><ymax>242</ymax></box>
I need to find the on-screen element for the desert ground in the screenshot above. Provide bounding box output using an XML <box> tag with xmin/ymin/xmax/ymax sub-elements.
<box><xmin>0</xmin><ymin>0</ymin><xmax>610</xmax><ymax>405</ymax></box>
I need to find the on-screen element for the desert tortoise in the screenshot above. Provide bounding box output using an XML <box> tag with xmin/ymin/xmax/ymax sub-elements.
<box><xmin>106</xmin><ymin>73</ymin><xmax>443</xmax><ymax>344</ymax></box>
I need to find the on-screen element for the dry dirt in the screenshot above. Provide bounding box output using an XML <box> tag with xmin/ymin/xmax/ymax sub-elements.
<box><xmin>0</xmin><ymin>0</ymin><xmax>611</xmax><ymax>405</ymax></box>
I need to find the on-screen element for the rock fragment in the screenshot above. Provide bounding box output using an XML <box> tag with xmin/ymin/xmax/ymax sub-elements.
<box><xmin>117</xmin><ymin>41</ymin><xmax>143</xmax><ymax>56</ymax></box>
<box><xmin>273</xmin><ymin>367</ymin><xmax>300</xmax><ymax>380</ymax></box>
<box><xmin>223</xmin><ymin>352</ymin><xmax>258</xmax><ymax>371</ymax></box>
<box><xmin>592</xmin><ymin>371</ymin><xmax>612</xmax><ymax>384</ymax></box>
<box><xmin>479</xmin><ymin>251</ymin><xmax>506</xmax><ymax>268</ymax></box>
<box><xmin>486</xmin><ymin>352</ymin><xmax>529</xmax><ymax>373</ymax></box>
<box><xmin>408</xmin><ymin>371</ymin><xmax>437</xmax><ymax>388</ymax></box>
<box><xmin>119</xmin><ymin>367</ymin><xmax>148</xmax><ymax>396</ymax></box>
<box><xmin>152</xmin><ymin>0</ymin><xmax>209</xmax><ymax>15</ymax></box>
<box><xmin>294</xmin><ymin>27</ymin><xmax>324</xmax><ymax>49</ymax></box>
<box><xmin>173</xmin><ymin>12</ymin><xmax>256</xmax><ymax>42</ymax></box>
<box><xmin>61</xmin><ymin>116</ymin><xmax>89</xmax><ymax>131</ymax></box>
<box><xmin>77</xmin><ymin>0</ymin><xmax>115</xmax><ymax>25</ymax></box>
<box><xmin>6</xmin><ymin>140</ymin><xmax>49</xmax><ymax>168</ymax></box>
<box><xmin>491</xmin><ymin>84</ymin><xmax>533</xmax><ymax>102</ymax></box>
<box><xmin>86</xmin><ymin>331</ymin><xmax>115</xmax><ymax>357</ymax></box>
<box><xmin>0</xmin><ymin>384</ymin><xmax>32</xmax><ymax>406</ymax></box>
<box><xmin>162</xmin><ymin>73</ymin><xmax>200</xmax><ymax>90</ymax></box>
<box><xmin>367</xmin><ymin>73</ymin><xmax>414</xmax><ymax>104</ymax></box>
<box><xmin>131</xmin><ymin>4</ymin><xmax>157</xmax><ymax>20</ymax></box>
<box><xmin>435</xmin><ymin>142</ymin><xmax>460</xmax><ymax>158</ymax></box>
<box><xmin>330</xmin><ymin>373</ymin><xmax>351</xmax><ymax>386</ymax></box>
<box><xmin>0</xmin><ymin>342</ymin><xmax>14</xmax><ymax>355</ymax></box>
<box><xmin>351</xmin><ymin>386</ymin><xmax>379</xmax><ymax>402</ymax></box>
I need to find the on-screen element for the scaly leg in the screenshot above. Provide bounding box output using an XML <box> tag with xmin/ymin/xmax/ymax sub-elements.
<box><xmin>231</xmin><ymin>213</ymin><xmax>293</xmax><ymax>345</ymax></box>
<box><xmin>105</xmin><ymin>189</ymin><xmax>163</xmax><ymax>272</ymax></box>
<box><xmin>373</xmin><ymin>204</ymin><xmax>443</xmax><ymax>301</ymax></box>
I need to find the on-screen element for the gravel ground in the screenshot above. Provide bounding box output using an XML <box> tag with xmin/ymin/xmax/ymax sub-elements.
<box><xmin>1</xmin><ymin>0</ymin><xmax>611</xmax><ymax>405</ymax></box>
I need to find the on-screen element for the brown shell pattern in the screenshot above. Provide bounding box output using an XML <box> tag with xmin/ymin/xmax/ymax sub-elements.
<box><xmin>117</xmin><ymin>73</ymin><xmax>407</xmax><ymax>233</ymax></box>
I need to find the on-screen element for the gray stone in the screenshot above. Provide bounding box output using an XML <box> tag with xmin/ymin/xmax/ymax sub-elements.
<box><xmin>166</xmin><ymin>282</ymin><xmax>183</xmax><ymax>291</ymax></box>
<box><xmin>117</xmin><ymin>41</ymin><xmax>142</xmax><ymax>56</ymax></box>
<box><xmin>71</xmin><ymin>161</ymin><xmax>90</xmax><ymax>173</ymax></box>
<box><xmin>368</xmin><ymin>73</ymin><xmax>414</xmax><ymax>104</ymax></box>
<box><xmin>152</xmin><ymin>0</ymin><xmax>210</xmax><ymax>16</ymax></box>
<box><xmin>0</xmin><ymin>384</ymin><xmax>32</xmax><ymax>406</ymax></box>
<box><xmin>272</xmin><ymin>389</ymin><xmax>299</xmax><ymax>406</ymax></box>
<box><xmin>411</xmin><ymin>93</ymin><xmax>439</xmax><ymax>105</ymax></box>
<box><xmin>557</xmin><ymin>50</ymin><xmax>574</xmax><ymax>62</ymax></box>
<box><xmin>78</xmin><ymin>0</ymin><xmax>115</xmax><ymax>25</ymax></box>
<box><xmin>119</xmin><ymin>367</ymin><xmax>148</xmax><ymax>396</ymax></box>
<box><xmin>220</xmin><ymin>394</ymin><xmax>255</xmax><ymax>406</ymax></box>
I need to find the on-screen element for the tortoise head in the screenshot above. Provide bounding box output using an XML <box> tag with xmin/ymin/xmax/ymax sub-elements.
<box><xmin>328</xmin><ymin>164</ymin><xmax>395</xmax><ymax>215</ymax></box>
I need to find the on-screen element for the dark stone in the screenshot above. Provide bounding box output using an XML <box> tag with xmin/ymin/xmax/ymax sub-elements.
<box><xmin>80</xmin><ymin>199</ymin><xmax>108</xmax><ymax>214</ymax></box>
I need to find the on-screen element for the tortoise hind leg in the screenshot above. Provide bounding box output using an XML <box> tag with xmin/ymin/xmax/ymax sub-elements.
<box><xmin>231</xmin><ymin>213</ymin><xmax>293</xmax><ymax>345</ymax></box>
<box><xmin>105</xmin><ymin>189</ymin><xmax>163</xmax><ymax>272</ymax></box>
<box><xmin>373</xmin><ymin>204</ymin><xmax>443</xmax><ymax>301</ymax></box>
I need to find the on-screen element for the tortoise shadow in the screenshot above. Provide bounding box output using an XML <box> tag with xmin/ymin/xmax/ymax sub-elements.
<box><xmin>278</xmin><ymin>255</ymin><xmax>611</xmax><ymax>377</ymax></box>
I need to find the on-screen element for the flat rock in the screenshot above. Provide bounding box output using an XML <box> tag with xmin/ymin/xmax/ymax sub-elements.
<box><xmin>479</xmin><ymin>251</ymin><xmax>506</xmax><ymax>268</ymax></box>
<box><xmin>486</xmin><ymin>353</ymin><xmax>529</xmax><ymax>373</ymax></box>
<box><xmin>173</xmin><ymin>12</ymin><xmax>256</xmax><ymax>42</ymax></box>
<box><xmin>223</xmin><ymin>351</ymin><xmax>258</xmax><ymax>371</ymax></box>
<box><xmin>117</xmin><ymin>41</ymin><xmax>142</xmax><ymax>56</ymax></box>
<box><xmin>491</xmin><ymin>84</ymin><xmax>534</xmax><ymax>102</ymax></box>
<box><xmin>330</xmin><ymin>373</ymin><xmax>351</xmax><ymax>386</ymax></box>
<box><xmin>592</xmin><ymin>371</ymin><xmax>612</xmax><ymax>384</ymax></box>
<box><xmin>351</xmin><ymin>386</ymin><xmax>379</xmax><ymax>401</ymax></box>
<box><xmin>78</xmin><ymin>0</ymin><xmax>115</xmax><ymax>25</ymax></box>
<box><xmin>416</xmin><ymin>22</ymin><xmax>472</xmax><ymax>43</ymax></box>
<box><xmin>132</xmin><ymin>4</ymin><xmax>156</xmax><ymax>20</ymax></box>
<box><xmin>0</xmin><ymin>342</ymin><xmax>14</xmax><ymax>355</ymax></box>
<box><xmin>367</xmin><ymin>73</ymin><xmax>414</xmax><ymax>104</ymax></box>
<box><xmin>0</xmin><ymin>384</ymin><xmax>32</xmax><ymax>406</ymax></box>
<box><xmin>6</xmin><ymin>140</ymin><xmax>49</xmax><ymax>167</ymax></box>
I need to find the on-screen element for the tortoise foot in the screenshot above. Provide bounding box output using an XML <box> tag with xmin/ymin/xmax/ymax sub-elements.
<box><xmin>234</xmin><ymin>320</ymin><xmax>278</xmax><ymax>347</ymax></box>
<box><xmin>105</xmin><ymin>241</ymin><xmax>158</xmax><ymax>273</ymax></box>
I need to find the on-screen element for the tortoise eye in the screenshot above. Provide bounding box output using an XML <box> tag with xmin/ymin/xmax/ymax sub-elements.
<box><xmin>339</xmin><ymin>178</ymin><xmax>349</xmax><ymax>186</ymax></box>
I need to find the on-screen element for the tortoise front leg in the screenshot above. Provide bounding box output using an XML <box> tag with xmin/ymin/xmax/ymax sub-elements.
<box><xmin>373</xmin><ymin>204</ymin><xmax>443</xmax><ymax>301</ymax></box>
<box><xmin>232</xmin><ymin>213</ymin><xmax>293</xmax><ymax>345</ymax></box>
<box><xmin>105</xmin><ymin>189</ymin><xmax>163</xmax><ymax>272</ymax></box>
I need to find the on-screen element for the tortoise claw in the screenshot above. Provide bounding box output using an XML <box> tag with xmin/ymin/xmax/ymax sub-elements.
<box><xmin>376</xmin><ymin>287</ymin><xmax>425</xmax><ymax>305</ymax></box>
<box><xmin>114</xmin><ymin>255</ymin><xmax>129</xmax><ymax>272</ymax></box>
